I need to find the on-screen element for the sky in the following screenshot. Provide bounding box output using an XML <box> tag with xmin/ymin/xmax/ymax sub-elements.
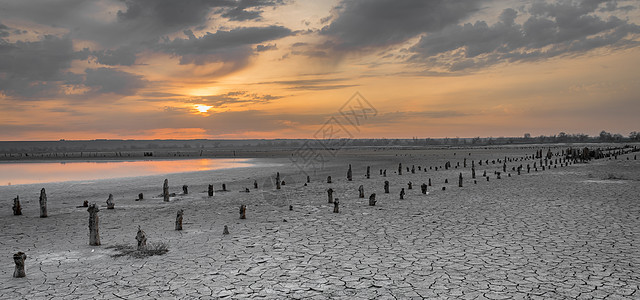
<box><xmin>0</xmin><ymin>0</ymin><xmax>639</xmax><ymax>141</ymax></box>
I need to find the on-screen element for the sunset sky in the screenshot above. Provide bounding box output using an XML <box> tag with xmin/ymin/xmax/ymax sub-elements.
<box><xmin>1</xmin><ymin>0</ymin><xmax>639</xmax><ymax>140</ymax></box>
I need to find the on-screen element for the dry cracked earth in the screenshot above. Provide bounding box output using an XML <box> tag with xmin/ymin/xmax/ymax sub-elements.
<box><xmin>1</xmin><ymin>148</ymin><xmax>639</xmax><ymax>299</ymax></box>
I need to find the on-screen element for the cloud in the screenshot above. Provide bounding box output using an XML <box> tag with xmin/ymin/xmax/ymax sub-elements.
<box><xmin>189</xmin><ymin>91</ymin><xmax>283</xmax><ymax>107</ymax></box>
<box><xmin>409</xmin><ymin>1</ymin><xmax>640</xmax><ymax>71</ymax></box>
<box><xmin>320</xmin><ymin>0</ymin><xmax>483</xmax><ymax>50</ymax></box>
<box><xmin>84</xmin><ymin>68</ymin><xmax>147</xmax><ymax>95</ymax></box>
<box><xmin>91</xmin><ymin>47</ymin><xmax>138</xmax><ymax>66</ymax></box>
<box><xmin>0</xmin><ymin>35</ymin><xmax>77</xmax><ymax>97</ymax></box>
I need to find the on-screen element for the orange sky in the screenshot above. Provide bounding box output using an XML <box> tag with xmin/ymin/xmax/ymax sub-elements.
<box><xmin>0</xmin><ymin>0</ymin><xmax>639</xmax><ymax>140</ymax></box>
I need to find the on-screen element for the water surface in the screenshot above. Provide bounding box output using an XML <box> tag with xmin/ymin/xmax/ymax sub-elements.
<box><xmin>0</xmin><ymin>158</ymin><xmax>256</xmax><ymax>185</ymax></box>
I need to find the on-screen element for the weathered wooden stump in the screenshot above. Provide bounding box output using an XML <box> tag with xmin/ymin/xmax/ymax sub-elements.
<box><xmin>518</xmin><ymin>168</ymin><xmax>521</xmax><ymax>175</ymax></box>
<box><xmin>39</xmin><ymin>188</ymin><xmax>47</xmax><ymax>218</ymax></box>
<box><xmin>400</xmin><ymin>188</ymin><xmax>405</xmax><ymax>200</ymax></box>
<box><xmin>239</xmin><ymin>205</ymin><xmax>247</xmax><ymax>219</ymax></box>
<box><xmin>366</xmin><ymin>166</ymin><xmax>370</xmax><ymax>179</ymax></box>
<box><xmin>421</xmin><ymin>183</ymin><xmax>427</xmax><ymax>194</ymax></box>
<box><xmin>474</xmin><ymin>180</ymin><xmax>477</xmax><ymax>184</ymax></box>
<box><xmin>487</xmin><ymin>176</ymin><xmax>490</xmax><ymax>182</ymax></box>
<box><xmin>326</xmin><ymin>176</ymin><xmax>332</xmax><ymax>184</ymax></box>
<box><xmin>379</xmin><ymin>169</ymin><xmax>383</xmax><ymax>175</ymax></box>
<box><xmin>464</xmin><ymin>158</ymin><xmax>467</xmax><ymax>168</ymax></box>
<box><xmin>182</xmin><ymin>185</ymin><xmax>188</xmax><ymax>195</ymax></box>
<box><xmin>503</xmin><ymin>162</ymin><xmax>506</xmax><ymax>172</ymax></box>
<box><xmin>13</xmin><ymin>252</ymin><xmax>26</xmax><ymax>278</ymax></box>
<box><xmin>208</xmin><ymin>184</ymin><xmax>214</xmax><ymax>197</ymax></box>
<box><xmin>289</xmin><ymin>205</ymin><xmax>293</xmax><ymax>211</ymax></box>
<box><xmin>88</xmin><ymin>204</ymin><xmax>100</xmax><ymax>246</ymax></box>
<box><xmin>13</xmin><ymin>196</ymin><xmax>21</xmax><ymax>215</ymax></box>
<box><xmin>136</xmin><ymin>227</ymin><xmax>147</xmax><ymax>250</ymax></box>
<box><xmin>497</xmin><ymin>172</ymin><xmax>501</xmax><ymax>179</ymax></box>
<box><xmin>444</xmin><ymin>179</ymin><xmax>448</xmax><ymax>184</ymax></box>
<box><xmin>327</xmin><ymin>188</ymin><xmax>334</xmax><ymax>203</ymax></box>
<box><xmin>223</xmin><ymin>225</ymin><xmax>230</xmax><ymax>235</ymax></box>
<box><xmin>407</xmin><ymin>182</ymin><xmax>412</xmax><ymax>189</ymax></box>
<box><xmin>369</xmin><ymin>193</ymin><xmax>377</xmax><ymax>206</ymax></box>
<box><xmin>163</xmin><ymin>179</ymin><xmax>169</xmax><ymax>202</ymax></box>
<box><xmin>137</xmin><ymin>193</ymin><xmax>144</xmax><ymax>201</ymax></box>
<box><xmin>411</xmin><ymin>165</ymin><xmax>415</xmax><ymax>174</ymax></box>
<box><xmin>106</xmin><ymin>194</ymin><xmax>115</xmax><ymax>209</ymax></box>
<box><xmin>82</xmin><ymin>200</ymin><xmax>88</xmax><ymax>207</ymax></box>
<box><xmin>281</xmin><ymin>181</ymin><xmax>285</xmax><ymax>186</ymax></box>
<box><xmin>175</xmin><ymin>209</ymin><xmax>183</xmax><ymax>231</ymax></box>
<box><xmin>472</xmin><ymin>167</ymin><xmax>476</xmax><ymax>179</ymax></box>
<box><xmin>442</xmin><ymin>186</ymin><xmax>446</xmax><ymax>191</ymax></box>
<box><xmin>384</xmin><ymin>181</ymin><xmax>389</xmax><ymax>193</ymax></box>
<box><xmin>276</xmin><ymin>172</ymin><xmax>281</xmax><ymax>189</ymax></box>
<box><xmin>398</xmin><ymin>163</ymin><xmax>402</xmax><ymax>175</ymax></box>
<box><xmin>306</xmin><ymin>176</ymin><xmax>310</xmax><ymax>183</ymax></box>
<box><xmin>358</xmin><ymin>185</ymin><xmax>364</xmax><ymax>198</ymax></box>
<box><xmin>222</xmin><ymin>183</ymin><xmax>227</xmax><ymax>191</ymax></box>
<box><xmin>483</xmin><ymin>170</ymin><xmax>487</xmax><ymax>177</ymax></box>
<box><xmin>428</xmin><ymin>178</ymin><xmax>432</xmax><ymax>186</ymax></box>
<box><xmin>347</xmin><ymin>164</ymin><xmax>352</xmax><ymax>181</ymax></box>
<box><xmin>458</xmin><ymin>173</ymin><xmax>463</xmax><ymax>187</ymax></box>
<box><xmin>333</xmin><ymin>199</ymin><xmax>339</xmax><ymax>213</ymax></box>
<box><xmin>383</xmin><ymin>170</ymin><xmax>387</xmax><ymax>177</ymax></box>
<box><xmin>254</xmin><ymin>180</ymin><xmax>258</xmax><ymax>189</ymax></box>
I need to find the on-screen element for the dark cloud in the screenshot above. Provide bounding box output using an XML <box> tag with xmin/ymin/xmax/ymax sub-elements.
<box><xmin>91</xmin><ymin>47</ymin><xmax>138</xmax><ymax>66</ymax></box>
<box><xmin>0</xmin><ymin>35</ymin><xmax>76</xmax><ymax>97</ymax></box>
<box><xmin>409</xmin><ymin>1</ymin><xmax>640</xmax><ymax>71</ymax></box>
<box><xmin>158</xmin><ymin>25</ymin><xmax>292</xmax><ymax>66</ymax></box>
<box><xmin>221</xmin><ymin>0</ymin><xmax>287</xmax><ymax>21</ymax></box>
<box><xmin>0</xmin><ymin>22</ymin><xmax>10</xmax><ymax>37</ymax></box>
<box><xmin>84</xmin><ymin>68</ymin><xmax>147</xmax><ymax>95</ymax></box>
<box><xmin>256</xmin><ymin>44</ymin><xmax>277</xmax><ymax>52</ymax></box>
<box><xmin>259</xmin><ymin>78</ymin><xmax>357</xmax><ymax>90</ymax></box>
<box><xmin>320</xmin><ymin>0</ymin><xmax>483</xmax><ymax>50</ymax></box>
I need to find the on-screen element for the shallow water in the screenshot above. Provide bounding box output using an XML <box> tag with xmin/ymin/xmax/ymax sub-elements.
<box><xmin>0</xmin><ymin>158</ymin><xmax>256</xmax><ymax>185</ymax></box>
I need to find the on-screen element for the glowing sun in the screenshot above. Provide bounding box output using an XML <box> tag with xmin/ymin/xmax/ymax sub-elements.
<box><xmin>194</xmin><ymin>104</ymin><xmax>213</xmax><ymax>113</ymax></box>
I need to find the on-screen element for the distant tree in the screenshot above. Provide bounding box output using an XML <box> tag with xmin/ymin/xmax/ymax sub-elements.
<box><xmin>524</xmin><ymin>133</ymin><xmax>531</xmax><ymax>139</ymax></box>
<box><xmin>613</xmin><ymin>133</ymin><xmax>623</xmax><ymax>142</ymax></box>
<box><xmin>599</xmin><ymin>130</ymin><xmax>612</xmax><ymax>142</ymax></box>
<box><xmin>630</xmin><ymin>131</ymin><xmax>639</xmax><ymax>141</ymax></box>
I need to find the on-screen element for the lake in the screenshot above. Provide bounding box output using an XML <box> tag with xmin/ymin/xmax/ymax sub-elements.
<box><xmin>0</xmin><ymin>158</ymin><xmax>256</xmax><ymax>185</ymax></box>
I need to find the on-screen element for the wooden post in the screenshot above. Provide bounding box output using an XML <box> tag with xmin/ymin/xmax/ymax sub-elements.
<box><xmin>222</xmin><ymin>184</ymin><xmax>227</xmax><ymax>191</ymax></box>
<box><xmin>182</xmin><ymin>185</ymin><xmax>188</xmax><ymax>194</ymax></box>
<box><xmin>254</xmin><ymin>180</ymin><xmax>258</xmax><ymax>189</ymax></box>
<box><xmin>407</xmin><ymin>182</ymin><xmax>412</xmax><ymax>190</ymax></box>
<box><xmin>503</xmin><ymin>162</ymin><xmax>506</xmax><ymax>172</ymax></box>
<box><xmin>358</xmin><ymin>185</ymin><xmax>364</xmax><ymax>198</ymax></box>
<box><xmin>276</xmin><ymin>172</ymin><xmax>281</xmax><ymax>189</ymax></box>
<box><xmin>428</xmin><ymin>178</ymin><xmax>432</xmax><ymax>186</ymax></box>
<box><xmin>82</xmin><ymin>200</ymin><xmax>88</xmax><ymax>207</ymax></box>
<box><xmin>327</xmin><ymin>176</ymin><xmax>332</xmax><ymax>183</ymax></box>
<box><xmin>13</xmin><ymin>196</ymin><xmax>21</xmax><ymax>215</ymax></box>
<box><xmin>163</xmin><ymin>179</ymin><xmax>169</xmax><ymax>202</ymax></box>
<box><xmin>411</xmin><ymin>165</ymin><xmax>415</xmax><ymax>174</ymax></box>
<box><xmin>444</xmin><ymin>179</ymin><xmax>448</xmax><ymax>184</ymax></box>
<box><xmin>239</xmin><ymin>205</ymin><xmax>246</xmax><ymax>219</ymax></box>
<box><xmin>306</xmin><ymin>176</ymin><xmax>310</xmax><ymax>183</ymax></box>
<box><xmin>175</xmin><ymin>209</ymin><xmax>183</xmax><ymax>231</ymax></box>
<box><xmin>208</xmin><ymin>185</ymin><xmax>214</xmax><ymax>197</ymax></box>
<box><xmin>333</xmin><ymin>199</ymin><xmax>339</xmax><ymax>213</ymax></box>
<box><xmin>459</xmin><ymin>173</ymin><xmax>463</xmax><ymax>187</ymax></box>
<box><xmin>369</xmin><ymin>193</ymin><xmax>377</xmax><ymax>206</ymax></box>
<box><xmin>400</xmin><ymin>188</ymin><xmax>405</xmax><ymax>200</ymax></box>
<box><xmin>347</xmin><ymin>164</ymin><xmax>352</xmax><ymax>181</ymax></box>
<box><xmin>138</xmin><ymin>193</ymin><xmax>144</xmax><ymax>201</ymax></box>
<box><xmin>136</xmin><ymin>226</ymin><xmax>147</xmax><ymax>250</ymax></box>
<box><xmin>472</xmin><ymin>167</ymin><xmax>476</xmax><ymax>179</ymax></box>
<box><xmin>223</xmin><ymin>225</ymin><xmax>230</xmax><ymax>235</ymax></box>
<box><xmin>383</xmin><ymin>170</ymin><xmax>386</xmax><ymax>177</ymax></box>
<box><xmin>366</xmin><ymin>166</ymin><xmax>370</xmax><ymax>179</ymax></box>
<box><xmin>39</xmin><ymin>188</ymin><xmax>47</xmax><ymax>218</ymax></box>
<box><xmin>327</xmin><ymin>188</ymin><xmax>334</xmax><ymax>203</ymax></box>
<box><xmin>88</xmin><ymin>204</ymin><xmax>100</xmax><ymax>246</ymax></box>
<box><xmin>398</xmin><ymin>163</ymin><xmax>402</xmax><ymax>175</ymax></box>
<box><xmin>106</xmin><ymin>194</ymin><xmax>115</xmax><ymax>209</ymax></box>
<box><xmin>421</xmin><ymin>183</ymin><xmax>427</xmax><ymax>194</ymax></box>
<box><xmin>384</xmin><ymin>181</ymin><xmax>389</xmax><ymax>193</ymax></box>
<box><xmin>13</xmin><ymin>252</ymin><xmax>26</xmax><ymax>278</ymax></box>
<box><xmin>464</xmin><ymin>158</ymin><xmax>467</xmax><ymax>168</ymax></box>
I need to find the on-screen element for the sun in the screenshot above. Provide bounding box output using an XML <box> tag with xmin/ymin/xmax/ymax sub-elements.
<box><xmin>194</xmin><ymin>104</ymin><xmax>213</xmax><ymax>113</ymax></box>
